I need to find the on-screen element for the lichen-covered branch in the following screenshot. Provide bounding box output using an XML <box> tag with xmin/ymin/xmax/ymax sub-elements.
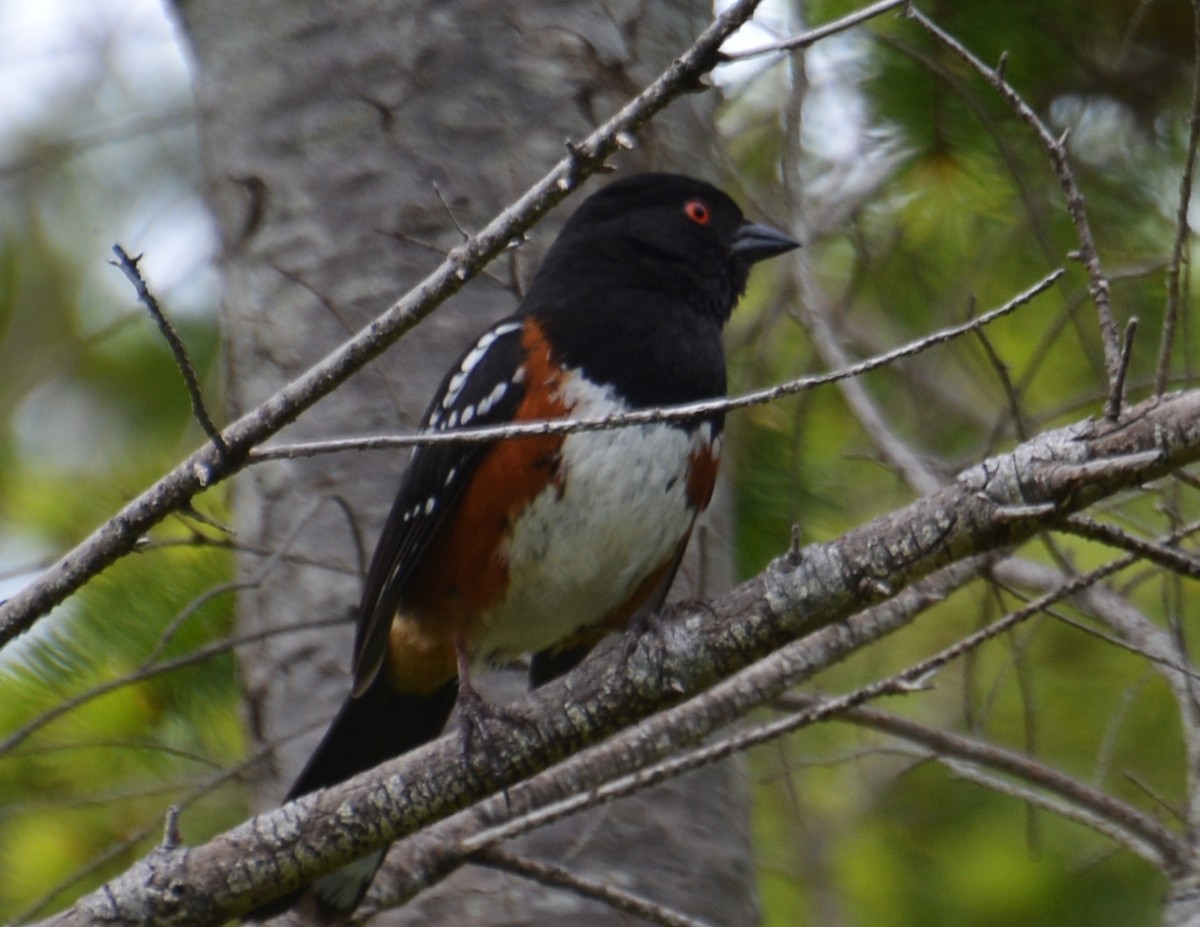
<box><xmin>37</xmin><ymin>390</ymin><xmax>1200</xmax><ymax>927</ymax></box>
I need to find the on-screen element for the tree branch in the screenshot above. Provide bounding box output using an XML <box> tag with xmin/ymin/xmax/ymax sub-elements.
<box><xmin>35</xmin><ymin>389</ymin><xmax>1200</xmax><ymax>927</ymax></box>
<box><xmin>109</xmin><ymin>245</ymin><xmax>228</xmax><ymax>457</ymax></box>
<box><xmin>0</xmin><ymin>0</ymin><xmax>778</xmax><ymax>647</ymax></box>
<box><xmin>778</xmin><ymin>694</ymin><xmax>1188</xmax><ymax>872</ymax></box>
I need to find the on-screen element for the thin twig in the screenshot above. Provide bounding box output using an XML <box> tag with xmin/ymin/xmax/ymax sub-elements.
<box><xmin>786</xmin><ymin>171</ymin><xmax>943</xmax><ymax>495</ymax></box>
<box><xmin>1060</xmin><ymin>515</ymin><xmax>1200</xmax><ymax>579</ymax></box>
<box><xmin>252</xmin><ymin>268</ymin><xmax>1062</xmax><ymax>462</ymax></box>
<box><xmin>721</xmin><ymin>0</ymin><xmax>909</xmax><ymax>60</ymax></box>
<box><xmin>777</xmin><ymin>693</ymin><xmax>1187</xmax><ymax>873</ymax></box>
<box><xmin>904</xmin><ymin>6</ymin><xmax>1124</xmax><ymax>419</ymax></box>
<box><xmin>973</xmin><ymin>325</ymin><xmax>1029</xmax><ymax>442</ymax></box>
<box><xmin>472</xmin><ymin>848</ymin><xmax>717</xmax><ymax>927</ymax></box>
<box><xmin>1113</xmin><ymin>316</ymin><xmax>1139</xmax><ymax>417</ymax></box>
<box><xmin>1029</xmin><ymin>600</ymin><xmax>1200</xmax><ymax>684</ymax></box>
<box><xmin>944</xmin><ymin>759</ymin><xmax>1171</xmax><ymax>868</ymax></box>
<box><xmin>431</xmin><ymin>181</ymin><xmax>471</xmax><ymax>241</ymax></box>
<box><xmin>1156</xmin><ymin>0</ymin><xmax>1200</xmax><ymax>394</ymax></box>
<box><xmin>109</xmin><ymin>245</ymin><xmax>228</xmax><ymax>457</ymax></box>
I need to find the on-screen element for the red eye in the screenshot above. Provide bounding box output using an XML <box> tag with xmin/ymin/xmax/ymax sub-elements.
<box><xmin>684</xmin><ymin>199</ymin><xmax>712</xmax><ymax>226</ymax></box>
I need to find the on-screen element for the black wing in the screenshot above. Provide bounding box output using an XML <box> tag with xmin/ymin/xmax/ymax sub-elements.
<box><xmin>350</xmin><ymin>316</ymin><xmax>528</xmax><ymax>695</ymax></box>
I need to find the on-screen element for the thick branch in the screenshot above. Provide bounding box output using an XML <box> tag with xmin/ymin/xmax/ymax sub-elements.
<box><xmin>38</xmin><ymin>390</ymin><xmax>1200</xmax><ymax>927</ymax></box>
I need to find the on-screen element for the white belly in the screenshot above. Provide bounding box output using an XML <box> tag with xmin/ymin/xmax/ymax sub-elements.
<box><xmin>474</xmin><ymin>373</ymin><xmax>717</xmax><ymax>659</ymax></box>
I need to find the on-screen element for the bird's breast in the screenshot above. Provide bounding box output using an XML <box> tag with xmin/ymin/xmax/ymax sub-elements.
<box><xmin>473</xmin><ymin>369</ymin><xmax>720</xmax><ymax>660</ymax></box>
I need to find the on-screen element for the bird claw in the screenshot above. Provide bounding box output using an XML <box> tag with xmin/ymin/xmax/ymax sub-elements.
<box><xmin>620</xmin><ymin>608</ymin><xmax>673</xmax><ymax>686</ymax></box>
<box><xmin>455</xmin><ymin>680</ymin><xmax>539</xmax><ymax>797</ymax></box>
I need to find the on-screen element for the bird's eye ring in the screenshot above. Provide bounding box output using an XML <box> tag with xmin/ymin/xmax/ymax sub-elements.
<box><xmin>684</xmin><ymin>199</ymin><xmax>712</xmax><ymax>226</ymax></box>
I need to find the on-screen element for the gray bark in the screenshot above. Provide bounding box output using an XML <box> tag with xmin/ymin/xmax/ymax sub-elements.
<box><xmin>173</xmin><ymin>1</ymin><xmax>756</xmax><ymax>923</ymax></box>
<box><xmin>37</xmin><ymin>389</ymin><xmax>1200</xmax><ymax>927</ymax></box>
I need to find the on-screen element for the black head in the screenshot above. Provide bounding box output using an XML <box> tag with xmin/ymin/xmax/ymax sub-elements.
<box><xmin>527</xmin><ymin>172</ymin><xmax>798</xmax><ymax>327</ymax></box>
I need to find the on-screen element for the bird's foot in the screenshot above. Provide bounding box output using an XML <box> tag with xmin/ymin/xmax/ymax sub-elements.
<box><xmin>455</xmin><ymin>677</ymin><xmax>539</xmax><ymax>796</ymax></box>
<box><xmin>621</xmin><ymin>600</ymin><xmax>710</xmax><ymax>688</ymax></box>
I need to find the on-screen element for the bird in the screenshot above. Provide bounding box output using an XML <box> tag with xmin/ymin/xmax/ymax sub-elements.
<box><xmin>249</xmin><ymin>172</ymin><xmax>798</xmax><ymax>922</ymax></box>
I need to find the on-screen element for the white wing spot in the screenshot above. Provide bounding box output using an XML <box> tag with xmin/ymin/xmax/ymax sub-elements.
<box><xmin>442</xmin><ymin>321</ymin><xmax>523</xmax><ymax>410</ymax></box>
<box><xmin>461</xmin><ymin>405</ymin><xmax>475</xmax><ymax>426</ymax></box>
<box><xmin>477</xmin><ymin>381</ymin><xmax>508</xmax><ymax>416</ymax></box>
<box><xmin>444</xmin><ymin>467</ymin><xmax>457</xmax><ymax>486</ymax></box>
<box><xmin>444</xmin><ymin>376</ymin><xmax>464</xmax><ymax>408</ymax></box>
<box><xmin>424</xmin><ymin>497</ymin><xmax>437</xmax><ymax>515</ymax></box>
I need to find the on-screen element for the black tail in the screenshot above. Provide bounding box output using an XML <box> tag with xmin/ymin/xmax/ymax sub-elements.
<box><xmin>246</xmin><ymin>674</ymin><xmax>458</xmax><ymax>922</ymax></box>
<box><xmin>287</xmin><ymin>673</ymin><xmax>459</xmax><ymax>800</ymax></box>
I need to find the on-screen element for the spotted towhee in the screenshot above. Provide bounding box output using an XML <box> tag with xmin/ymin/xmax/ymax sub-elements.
<box><xmin>251</xmin><ymin>173</ymin><xmax>798</xmax><ymax>921</ymax></box>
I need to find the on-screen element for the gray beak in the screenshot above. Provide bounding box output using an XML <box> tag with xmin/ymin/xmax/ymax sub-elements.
<box><xmin>730</xmin><ymin>221</ymin><xmax>800</xmax><ymax>264</ymax></box>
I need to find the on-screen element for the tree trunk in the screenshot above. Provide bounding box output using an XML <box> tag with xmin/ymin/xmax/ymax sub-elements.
<box><xmin>173</xmin><ymin>0</ymin><xmax>757</xmax><ymax>922</ymax></box>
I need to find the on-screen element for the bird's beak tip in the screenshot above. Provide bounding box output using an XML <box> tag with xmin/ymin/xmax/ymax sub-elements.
<box><xmin>731</xmin><ymin>221</ymin><xmax>800</xmax><ymax>263</ymax></box>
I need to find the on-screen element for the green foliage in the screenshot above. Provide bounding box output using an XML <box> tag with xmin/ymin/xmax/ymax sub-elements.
<box><xmin>0</xmin><ymin>531</ymin><xmax>242</xmax><ymax>919</ymax></box>
<box><xmin>726</xmin><ymin>2</ymin><xmax>1198</xmax><ymax>925</ymax></box>
<box><xmin>0</xmin><ymin>9</ymin><xmax>236</xmax><ymax>918</ymax></box>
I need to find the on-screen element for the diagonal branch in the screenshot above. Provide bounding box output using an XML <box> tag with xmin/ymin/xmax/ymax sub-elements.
<box><xmin>778</xmin><ymin>693</ymin><xmax>1187</xmax><ymax>871</ymax></box>
<box><xmin>0</xmin><ymin>0</ymin><xmax>779</xmax><ymax>648</ymax></box>
<box><xmin>472</xmin><ymin>848</ymin><xmax>715</xmax><ymax>927</ymax></box>
<box><xmin>36</xmin><ymin>389</ymin><xmax>1200</xmax><ymax>927</ymax></box>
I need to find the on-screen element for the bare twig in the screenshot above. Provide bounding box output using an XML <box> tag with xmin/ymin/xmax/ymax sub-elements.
<box><xmin>721</xmin><ymin>0</ymin><xmax>908</xmax><ymax>60</ymax></box>
<box><xmin>1157</xmin><ymin>0</ymin><xmax>1200</xmax><ymax>394</ymax></box>
<box><xmin>431</xmin><ymin>181</ymin><xmax>470</xmax><ymax>241</ymax></box>
<box><xmin>994</xmin><ymin>549</ymin><xmax>1200</xmax><ymax>854</ymax></box>
<box><xmin>109</xmin><ymin>245</ymin><xmax>228</xmax><ymax>457</ymax></box>
<box><xmin>251</xmin><ymin>269</ymin><xmax>1062</xmax><ymax>462</ymax></box>
<box><xmin>974</xmin><ymin>325</ymin><xmax>1029</xmax><ymax>442</ymax></box>
<box><xmin>943</xmin><ymin>759</ymin><xmax>1172</xmax><ymax>867</ymax></box>
<box><xmin>1113</xmin><ymin>316</ymin><xmax>1139</xmax><ymax>417</ymax></box>
<box><xmin>777</xmin><ymin>693</ymin><xmax>1187</xmax><ymax>872</ymax></box>
<box><xmin>1059</xmin><ymin>515</ymin><xmax>1200</xmax><ymax>580</ymax></box>
<box><xmin>904</xmin><ymin>6</ymin><xmax>1125</xmax><ymax>419</ymax></box>
<box><xmin>472</xmin><ymin>848</ymin><xmax>717</xmax><ymax>927</ymax></box>
<box><xmin>785</xmin><ymin>159</ymin><xmax>943</xmax><ymax>494</ymax></box>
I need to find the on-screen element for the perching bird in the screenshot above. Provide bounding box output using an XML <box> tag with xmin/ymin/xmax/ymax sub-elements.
<box><xmin>251</xmin><ymin>172</ymin><xmax>798</xmax><ymax>921</ymax></box>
